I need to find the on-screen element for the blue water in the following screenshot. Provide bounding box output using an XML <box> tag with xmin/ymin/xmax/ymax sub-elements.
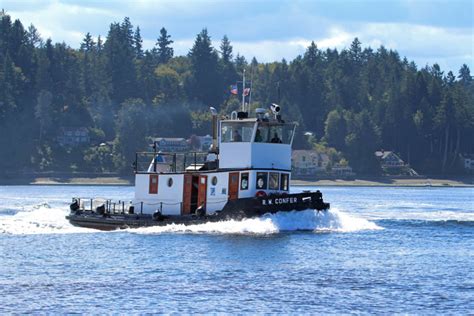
<box><xmin>0</xmin><ymin>185</ymin><xmax>473</xmax><ymax>314</ymax></box>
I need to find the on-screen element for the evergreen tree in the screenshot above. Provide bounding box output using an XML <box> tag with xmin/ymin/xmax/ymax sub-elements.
<box><xmin>187</xmin><ymin>28</ymin><xmax>220</xmax><ymax>107</ymax></box>
<box><xmin>35</xmin><ymin>90</ymin><xmax>53</xmax><ymax>143</ymax></box>
<box><xmin>458</xmin><ymin>64</ymin><xmax>472</xmax><ymax>86</ymax></box>
<box><xmin>133</xmin><ymin>26</ymin><xmax>143</xmax><ymax>59</ymax></box>
<box><xmin>104</xmin><ymin>18</ymin><xmax>137</xmax><ymax>105</ymax></box>
<box><xmin>156</xmin><ymin>27</ymin><xmax>173</xmax><ymax>64</ymax></box>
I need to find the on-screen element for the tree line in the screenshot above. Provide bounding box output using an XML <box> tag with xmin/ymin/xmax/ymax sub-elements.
<box><xmin>0</xmin><ymin>12</ymin><xmax>473</xmax><ymax>175</ymax></box>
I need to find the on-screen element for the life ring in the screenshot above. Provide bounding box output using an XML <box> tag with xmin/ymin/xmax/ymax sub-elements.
<box><xmin>256</xmin><ymin>190</ymin><xmax>267</xmax><ymax>197</ymax></box>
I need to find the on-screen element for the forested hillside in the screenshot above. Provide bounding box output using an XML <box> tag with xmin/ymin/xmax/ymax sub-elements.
<box><xmin>1</xmin><ymin>13</ymin><xmax>473</xmax><ymax>175</ymax></box>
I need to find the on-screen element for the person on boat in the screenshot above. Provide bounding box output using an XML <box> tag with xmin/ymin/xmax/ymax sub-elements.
<box><xmin>271</xmin><ymin>132</ymin><xmax>282</xmax><ymax>143</ymax></box>
<box><xmin>233</xmin><ymin>130</ymin><xmax>242</xmax><ymax>142</ymax></box>
<box><xmin>255</xmin><ymin>129</ymin><xmax>263</xmax><ymax>142</ymax></box>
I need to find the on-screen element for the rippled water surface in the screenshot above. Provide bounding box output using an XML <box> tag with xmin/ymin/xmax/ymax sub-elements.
<box><xmin>0</xmin><ymin>185</ymin><xmax>473</xmax><ymax>314</ymax></box>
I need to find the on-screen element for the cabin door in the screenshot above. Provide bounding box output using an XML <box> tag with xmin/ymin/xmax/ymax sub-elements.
<box><xmin>182</xmin><ymin>174</ymin><xmax>193</xmax><ymax>215</ymax></box>
<box><xmin>197</xmin><ymin>175</ymin><xmax>207</xmax><ymax>210</ymax></box>
<box><xmin>228</xmin><ymin>172</ymin><xmax>240</xmax><ymax>200</ymax></box>
<box><xmin>149</xmin><ymin>174</ymin><xmax>159</xmax><ymax>194</ymax></box>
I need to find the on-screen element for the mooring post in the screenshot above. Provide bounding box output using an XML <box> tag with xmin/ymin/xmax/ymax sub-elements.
<box><xmin>140</xmin><ymin>202</ymin><xmax>143</xmax><ymax>214</ymax></box>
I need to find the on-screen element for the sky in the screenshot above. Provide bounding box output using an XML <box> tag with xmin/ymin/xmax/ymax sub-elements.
<box><xmin>2</xmin><ymin>0</ymin><xmax>473</xmax><ymax>73</ymax></box>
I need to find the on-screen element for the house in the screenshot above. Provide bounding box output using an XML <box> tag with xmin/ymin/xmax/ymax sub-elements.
<box><xmin>57</xmin><ymin>127</ymin><xmax>90</xmax><ymax>147</ymax></box>
<box><xmin>375</xmin><ymin>150</ymin><xmax>417</xmax><ymax>175</ymax></box>
<box><xmin>291</xmin><ymin>150</ymin><xmax>329</xmax><ymax>176</ymax></box>
<box><xmin>375</xmin><ymin>150</ymin><xmax>405</xmax><ymax>168</ymax></box>
<box><xmin>197</xmin><ymin>135</ymin><xmax>213</xmax><ymax>152</ymax></box>
<box><xmin>332</xmin><ymin>164</ymin><xmax>355</xmax><ymax>177</ymax></box>
<box><xmin>189</xmin><ymin>135</ymin><xmax>213</xmax><ymax>152</ymax></box>
<box><xmin>150</xmin><ymin>137</ymin><xmax>190</xmax><ymax>152</ymax></box>
<box><xmin>292</xmin><ymin>150</ymin><xmax>354</xmax><ymax>177</ymax></box>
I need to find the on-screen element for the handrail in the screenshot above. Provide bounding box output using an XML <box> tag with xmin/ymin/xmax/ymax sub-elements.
<box><xmin>134</xmin><ymin>151</ymin><xmax>217</xmax><ymax>173</ymax></box>
<box><xmin>71</xmin><ymin>197</ymin><xmax>228</xmax><ymax>215</ymax></box>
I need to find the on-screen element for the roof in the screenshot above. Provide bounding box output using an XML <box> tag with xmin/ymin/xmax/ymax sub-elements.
<box><xmin>375</xmin><ymin>150</ymin><xmax>393</xmax><ymax>159</ymax></box>
<box><xmin>292</xmin><ymin>150</ymin><xmax>329</xmax><ymax>161</ymax></box>
<box><xmin>375</xmin><ymin>150</ymin><xmax>404</xmax><ymax>163</ymax></box>
<box><xmin>151</xmin><ymin>137</ymin><xmax>187</xmax><ymax>142</ymax></box>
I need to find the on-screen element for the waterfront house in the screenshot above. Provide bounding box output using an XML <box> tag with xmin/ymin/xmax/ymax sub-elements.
<box><xmin>374</xmin><ymin>150</ymin><xmax>417</xmax><ymax>175</ymax></box>
<box><xmin>292</xmin><ymin>150</ymin><xmax>329</xmax><ymax>176</ymax></box>
<box><xmin>150</xmin><ymin>137</ymin><xmax>190</xmax><ymax>152</ymax></box>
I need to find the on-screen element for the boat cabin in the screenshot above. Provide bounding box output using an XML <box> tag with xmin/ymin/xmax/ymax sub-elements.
<box><xmin>133</xmin><ymin>111</ymin><xmax>296</xmax><ymax>216</ymax></box>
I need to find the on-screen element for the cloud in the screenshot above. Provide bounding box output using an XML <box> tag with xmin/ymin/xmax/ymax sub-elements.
<box><xmin>3</xmin><ymin>0</ymin><xmax>472</xmax><ymax>72</ymax></box>
<box><xmin>224</xmin><ymin>22</ymin><xmax>472</xmax><ymax>72</ymax></box>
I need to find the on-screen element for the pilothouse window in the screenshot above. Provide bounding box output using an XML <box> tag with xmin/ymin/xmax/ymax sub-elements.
<box><xmin>255</xmin><ymin>123</ymin><xmax>295</xmax><ymax>144</ymax></box>
<box><xmin>221</xmin><ymin>122</ymin><xmax>255</xmax><ymax>142</ymax></box>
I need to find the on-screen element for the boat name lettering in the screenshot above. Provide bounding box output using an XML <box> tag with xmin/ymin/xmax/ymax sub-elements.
<box><xmin>261</xmin><ymin>197</ymin><xmax>298</xmax><ymax>205</ymax></box>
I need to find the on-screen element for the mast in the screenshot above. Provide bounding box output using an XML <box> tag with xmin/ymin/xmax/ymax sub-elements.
<box><xmin>249</xmin><ymin>71</ymin><xmax>253</xmax><ymax>110</ymax></box>
<box><xmin>241</xmin><ymin>69</ymin><xmax>246</xmax><ymax>112</ymax></box>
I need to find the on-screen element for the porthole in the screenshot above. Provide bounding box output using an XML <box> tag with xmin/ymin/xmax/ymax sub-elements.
<box><xmin>167</xmin><ymin>177</ymin><xmax>173</xmax><ymax>187</ymax></box>
<box><xmin>211</xmin><ymin>176</ymin><xmax>218</xmax><ymax>186</ymax></box>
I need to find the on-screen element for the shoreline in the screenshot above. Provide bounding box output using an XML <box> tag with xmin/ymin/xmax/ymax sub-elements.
<box><xmin>0</xmin><ymin>175</ymin><xmax>472</xmax><ymax>187</ymax></box>
<box><xmin>292</xmin><ymin>177</ymin><xmax>474</xmax><ymax>188</ymax></box>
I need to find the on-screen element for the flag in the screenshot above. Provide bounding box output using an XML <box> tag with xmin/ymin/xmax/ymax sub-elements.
<box><xmin>243</xmin><ymin>87</ymin><xmax>250</xmax><ymax>96</ymax></box>
<box><xmin>230</xmin><ymin>84</ymin><xmax>238</xmax><ymax>95</ymax></box>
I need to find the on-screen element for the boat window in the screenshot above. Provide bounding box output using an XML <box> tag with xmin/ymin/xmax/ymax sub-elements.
<box><xmin>221</xmin><ymin>122</ymin><xmax>255</xmax><ymax>142</ymax></box>
<box><xmin>167</xmin><ymin>177</ymin><xmax>173</xmax><ymax>187</ymax></box>
<box><xmin>211</xmin><ymin>176</ymin><xmax>218</xmax><ymax>186</ymax></box>
<box><xmin>280</xmin><ymin>173</ymin><xmax>289</xmax><ymax>191</ymax></box>
<box><xmin>240</xmin><ymin>173</ymin><xmax>249</xmax><ymax>190</ymax></box>
<box><xmin>256</xmin><ymin>172</ymin><xmax>268</xmax><ymax>190</ymax></box>
<box><xmin>255</xmin><ymin>123</ymin><xmax>296</xmax><ymax>144</ymax></box>
<box><xmin>269</xmin><ymin>172</ymin><xmax>279</xmax><ymax>190</ymax></box>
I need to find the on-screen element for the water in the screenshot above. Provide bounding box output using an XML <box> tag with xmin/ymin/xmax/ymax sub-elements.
<box><xmin>0</xmin><ymin>185</ymin><xmax>473</xmax><ymax>314</ymax></box>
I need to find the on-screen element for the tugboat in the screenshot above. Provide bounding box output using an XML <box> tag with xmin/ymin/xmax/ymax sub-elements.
<box><xmin>66</xmin><ymin>81</ymin><xmax>330</xmax><ymax>230</ymax></box>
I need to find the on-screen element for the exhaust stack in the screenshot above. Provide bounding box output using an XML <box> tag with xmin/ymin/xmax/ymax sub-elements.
<box><xmin>209</xmin><ymin>107</ymin><xmax>218</xmax><ymax>153</ymax></box>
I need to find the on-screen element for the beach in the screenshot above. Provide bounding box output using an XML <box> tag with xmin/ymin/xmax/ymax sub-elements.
<box><xmin>1</xmin><ymin>174</ymin><xmax>472</xmax><ymax>187</ymax></box>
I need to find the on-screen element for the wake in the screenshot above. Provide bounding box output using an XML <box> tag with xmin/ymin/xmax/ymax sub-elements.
<box><xmin>130</xmin><ymin>208</ymin><xmax>382</xmax><ymax>235</ymax></box>
<box><xmin>0</xmin><ymin>202</ymin><xmax>381</xmax><ymax>235</ymax></box>
<box><xmin>0</xmin><ymin>203</ymin><xmax>94</xmax><ymax>235</ymax></box>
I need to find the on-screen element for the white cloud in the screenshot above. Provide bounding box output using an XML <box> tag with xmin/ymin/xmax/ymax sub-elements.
<box><xmin>8</xmin><ymin>1</ymin><xmax>119</xmax><ymax>45</ymax></box>
<box><xmin>222</xmin><ymin>22</ymin><xmax>473</xmax><ymax>72</ymax></box>
<box><xmin>5</xmin><ymin>1</ymin><xmax>472</xmax><ymax>72</ymax></box>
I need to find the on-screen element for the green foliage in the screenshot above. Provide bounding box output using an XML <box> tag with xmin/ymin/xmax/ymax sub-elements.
<box><xmin>113</xmin><ymin>98</ymin><xmax>149</xmax><ymax>172</ymax></box>
<box><xmin>0</xmin><ymin>12</ymin><xmax>472</xmax><ymax>175</ymax></box>
<box><xmin>83</xmin><ymin>144</ymin><xmax>114</xmax><ymax>172</ymax></box>
<box><xmin>154</xmin><ymin>64</ymin><xmax>181</xmax><ymax>102</ymax></box>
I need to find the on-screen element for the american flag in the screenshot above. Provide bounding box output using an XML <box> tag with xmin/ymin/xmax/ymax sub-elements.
<box><xmin>230</xmin><ymin>84</ymin><xmax>238</xmax><ymax>95</ymax></box>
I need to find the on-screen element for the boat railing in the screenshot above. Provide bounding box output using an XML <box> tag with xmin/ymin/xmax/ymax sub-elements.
<box><xmin>72</xmin><ymin>197</ymin><xmax>228</xmax><ymax>215</ymax></box>
<box><xmin>134</xmin><ymin>151</ymin><xmax>216</xmax><ymax>173</ymax></box>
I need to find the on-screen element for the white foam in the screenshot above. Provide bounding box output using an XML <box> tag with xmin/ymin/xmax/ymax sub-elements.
<box><xmin>0</xmin><ymin>202</ymin><xmax>381</xmax><ymax>235</ymax></box>
<box><xmin>130</xmin><ymin>208</ymin><xmax>382</xmax><ymax>235</ymax></box>
<box><xmin>0</xmin><ymin>203</ymin><xmax>94</xmax><ymax>235</ymax></box>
